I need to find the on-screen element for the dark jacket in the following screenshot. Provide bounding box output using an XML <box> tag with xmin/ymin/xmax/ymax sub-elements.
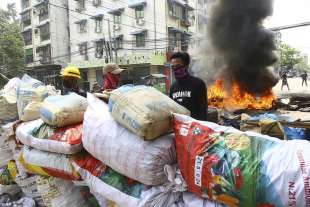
<box><xmin>170</xmin><ymin>75</ymin><xmax>208</xmax><ymax>121</ymax></box>
<box><xmin>62</xmin><ymin>86</ymin><xmax>87</xmax><ymax>97</ymax></box>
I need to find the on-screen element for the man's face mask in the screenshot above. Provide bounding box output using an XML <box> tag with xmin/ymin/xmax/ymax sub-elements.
<box><xmin>171</xmin><ymin>65</ymin><xmax>189</xmax><ymax>79</ymax></box>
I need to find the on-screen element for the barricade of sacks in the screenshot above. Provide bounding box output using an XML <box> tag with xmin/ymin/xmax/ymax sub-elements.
<box><xmin>1</xmin><ymin>74</ymin><xmax>310</xmax><ymax>207</ymax></box>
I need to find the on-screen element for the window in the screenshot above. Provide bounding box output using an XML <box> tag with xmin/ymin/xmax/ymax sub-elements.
<box><xmin>22</xmin><ymin>30</ymin><xmax>32</xmax><ymax>45</ymax></box>
<box><xmin>181</xmin><ymin>34</ymin><xmax>189</xmax><ymax>51</ymax></box>
<box><xmin>169</xmin><ymin>31</ymin><xmax>177</xmax><ymax>48</ymax></box>
<box><xmin>95</xmin><ymin>40</ymin><xmax>104</xmax><ymax>58</ymax></box>
<box><xmin>168</xmin><ymin>2</ymin><xmax>186</xmax><ymax>19</ymax></box>
<box><xmin>77</xmin><ymin>0</ymin><xmax>85</xmax><ymax>11</ymax></box>
<box><xmin>38</xmin><ymin>4</ymin><xmax>49</xmax><ymax>22</ymax></box>
<box><xmin>21</xmin><ymin>11</ymin><xmax>31</xmax><ymax>28</ymax></box>
<box><xmin>36</xmin><ymin>45</ymin><xmax>51</xmax><ymax>64</ymax></box>
<box><xmin>135</xmin><ymin>6</ymin><xmax>144</xmax><ymax>19</ymax></box>
<box><xmin>22</xmin><ymin>0</ymin><xmax>30</xmax><ymax>9</ymax></box>
<box><xmin>39</xmin><ymin>23</ymin><xmax>50</xmax><ymax>41</ymax></box>
<box><xmin>79</xmin><ymin>42</ymin><xmax>88</xmax><ymax>60</ymax></box>
<box><xmin>113</xmin><ymin>14</ymin><xmax>121</xmax><ymax>24</ymax></box>
<box><xmin>93</xmin><ymin>0</ymin><xmax>101</xmax><ymax>7</ymax></box>
<box><xmin>96</xmin><ymin>70</ymin><xmax>103</xmax><ymax>86</ymax></box>
<box><xmin>25</xmin><ymin>48</ymin><xmax>33</xmax><ymax>64</ymax></box>
<box><xmin>136</xmin><ymin>33</ymin><xmax>146</xmax><ymax>47</ymax></box>
<box><xmin>95</xmin><ymin>18</ymin><xmax>102</xmax><ymax>33</ymax></box>
<box><xmin>78</xmin><ymin>20</ymin><xmax>87</xmax><ymax>33</ymax></box>
<box><xmin>114</xmin><ymin>35</ymin><xmax>123</xmax><ymax>49</ymax></box>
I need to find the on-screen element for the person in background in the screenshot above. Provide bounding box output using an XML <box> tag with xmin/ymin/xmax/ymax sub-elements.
<box><xmin>281</xmin><ymin>72</ymin><xmax>290</xmax><ymax>90</ymax></box>
<box><xmin>91</xmin><ymin>81</ymin><xmax>101</xmax><ymax>93</ymax></box>
<box><xmin>60</xmin><ymin>66</ymin><xmax>86</xmax><ymax>97</ymax></box>
<box><xmin>169</xmin><ymin>52</ymin><xmax>208</xmax><ymax>121</ymax></box>
<box><xmin>102</xmin><ymin>63</ymin><xmax>126</xmax><ymax>90</ymax></box>
<box><xmin>301</xmin><ymin>71</ymin><xmax>308</xmax><ymax>87</ymax></box>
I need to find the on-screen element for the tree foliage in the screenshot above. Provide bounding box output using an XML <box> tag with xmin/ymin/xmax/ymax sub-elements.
<box><xmin>280</xmin><ymin>44</ymin><xmax>303</xmax><ymax>69</ymax></box>
<box><xmin>0</xmin><ymin>6</ymin><xmax>24</xmax><ymax>78</ymax></box>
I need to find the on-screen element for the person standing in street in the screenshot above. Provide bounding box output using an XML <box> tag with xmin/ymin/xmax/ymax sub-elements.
<box><xmin>102</xmin><ymin>63</ymin><xmax>126</xmax><ymax>90</ymax></box>
<box><xmin>60</xmin><ymin>66</ymin><xmax>86</xmax><ymax>97</ymax></box>
<box><xmin>301</xmin><ymin>71</ymin><xmax>308</xmax><ymax>87</ymax></box>
<box><xmin>91</xmin><ymin>81</ymin><xmax>102</xmax><ymax>93</ymax></box>
<box><xmin>169</xmin><ymin>52</ymin><xmax>208</xmax><ymax>121</ymax></box>
<box><xmin>281</xmin><ymin>72</ymin><xmax>290</xmax><ymax>91</ymax></box>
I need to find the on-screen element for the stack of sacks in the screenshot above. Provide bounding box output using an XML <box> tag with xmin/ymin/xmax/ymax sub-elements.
<box><xmin>0</xmin><ymin>79</ymin><xmax>22</xmax><ymax>197</ymax></box>
<box><xmin>72</xmin><ymin>152</ymin><xmax>186</xmax><ymax>207</ymax></box>
<box><xmin>35</xmin><ymin>175</ymin><xmax>88</xmax><ymax>207</ymax></box>
<box><xmin>173</xmin><ymin>113</ymin><xmax>310</xmax><ymax>207</ymax></box>
<box><xmin>109</xmin><ymin>85</ymin><xmax>190</xmax><ymax>140</ymax></box>
<box><xmin>81</xmin><ymin>91</ymin><xmax>191</xmax><ymax>206</ymax></box>
<box><xmin>17</xmin><ymin>74</ymin><xmax>58</xmax><ymax>122</ymax></box>
<box><xmin>15</xmin><ymin>91</ymin><xmax>88</xmax><ymax>181</ymax></box>
<box><xmin>0</xmin><ymin>78</ymin><xmax>20</xmax><ymax>124</ymax></box>
<box><xmin>7</xmin><ymin>160</ymin><xmax>45</xmax><ymax>206</ymax></box>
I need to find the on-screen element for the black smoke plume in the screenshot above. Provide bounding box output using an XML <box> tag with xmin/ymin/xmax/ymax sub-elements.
<box><xmin>208</xmin><ymin>0</ymin><xmax>279</xmax><ymax>94</ymax></box>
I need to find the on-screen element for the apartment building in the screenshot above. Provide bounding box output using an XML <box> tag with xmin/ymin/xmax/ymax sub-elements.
<box><xmin>67</xmin><ymin>0</ymin><xmax>196</xmax><ymax>90</ymax></box>
<box><xmin>20</xmin><ymin>0</ymin><xmax>205</xmax><ymax>91</ymax></box>
<box><xmin>20</xmin><ymin>0</ymin><xmax>70</xmax><ymax>86</ymax></box>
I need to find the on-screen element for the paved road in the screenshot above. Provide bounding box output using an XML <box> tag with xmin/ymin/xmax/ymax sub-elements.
<box><xmin>273</xmin><ymin>77</ymin><xmax>310</xmax><ymax>96</ymax></box>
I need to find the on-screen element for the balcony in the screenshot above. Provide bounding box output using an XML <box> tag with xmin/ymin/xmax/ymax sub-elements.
<box><xmin>36</xmin><ymin>44</ymin><xmax>51</xmax><ymax>64</ymax></box>
<box><xmin>22</xmin><ymin>29</ymin><xmax>32</xmax><ymax>46</ymax></box>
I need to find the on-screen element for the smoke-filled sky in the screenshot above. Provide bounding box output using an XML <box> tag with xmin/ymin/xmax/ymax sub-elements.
<box><xmin>0</xmin><ymin>0</ymin><xmax>309</xmax><ymax>61</ymax></box>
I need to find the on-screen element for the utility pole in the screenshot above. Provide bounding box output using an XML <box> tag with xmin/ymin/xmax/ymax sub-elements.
<box><xmin>153</xmin><ymin>0</ymin><xmax>157</xmax><ymax>50</ymax></box>
<box><xmin>107</xmin><ymin>19</ymin><xmax>113</xmax><ymax>62</ymax></box>
<box><xmin>113</xmin><ymin>23</ymin><xmax>118</xmax><ymax>64</ymax></box>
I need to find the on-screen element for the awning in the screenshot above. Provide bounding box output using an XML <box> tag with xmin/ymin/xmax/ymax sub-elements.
<box><xmin>75</xmin><ymin>19</ymin><xmax>87</xmax><ymax>24</ymax></box>
<box><xmin>186</xmin><ymin>4</ymin><xmax>195</xmax><ymax>11</ymax></box>
<box><xmin>108</xmin><ymin>8</ymin><xmax>125</xmax><ymax>15</ymax></box>
<box><xmin>21</xmin><ymin>28</ymin><xmax>32</xmax><ymax>33</ymax></box>
<box><xmin>169</xmin><ymin>0</ymin><xmax>186</xmax><ymax>6</ymax></box>
<box><xmin>113</xmin><ymin>34</ymin><xmax>123</xmax><ymax>39</ymax></box>
<box><xmin>168</xmin><ymin>27</ymin><xmax>184</xmax><ymax>33</ymax></box>
<box><xmin>33</xmin><ymin>0</ymin><xmax>48</xmax><ymax>8</ymax></box>
<box><xmin>20</xmin><ymin>7</ymin><xmax>31</xmax><ymax>14</ymax></box>
<box><xmin>93</xmin><ymin>38</ymin><xmax>105</xmax><ymax>42</ymax></box>
<box><xmin>130</xmin><ymin>29</ymin><xmax>147</xmax><ymax>35</ymax></box>
<box><xmin>90</xmin><ymin>14</ymin><xmax>104</xmax><ymax>19</ymax></box>
<box><xmin>128</xmin><ymin>0</ymin><xmax>147</xmax><ymax>8</ymax></box>
<box><xmin>37</xmin><ymin>20</ymin><xmax>50</xmax><ymax>27</ymax></box>
<box><xmin>37</xmin><ymin>43</ymin><xmax>50</xmax><ymax>49</ymax></box>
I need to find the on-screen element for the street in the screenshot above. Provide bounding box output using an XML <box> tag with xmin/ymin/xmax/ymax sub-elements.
<box><xmin>273</xmin><ymin>77</ymin><xmax>310</xmax><ymax>95</ymax></box>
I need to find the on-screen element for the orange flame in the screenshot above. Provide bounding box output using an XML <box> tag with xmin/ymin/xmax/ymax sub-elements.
<box><xmin>208</xmin><ymin>80</ymin><xmax>276</xmax><ymax>110</ymax></box>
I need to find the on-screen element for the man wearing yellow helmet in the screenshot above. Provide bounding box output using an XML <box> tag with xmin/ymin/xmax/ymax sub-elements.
<box><xmin>60</xmin><ymin>66</ymin><xmax>86</xmax><ymax>97</ymax></box>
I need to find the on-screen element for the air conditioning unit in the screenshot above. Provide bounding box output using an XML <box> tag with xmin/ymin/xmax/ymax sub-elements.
<box><xmin>34</xmin><ymin>28</ymin><xmax>39</xmax><ymax>34</ymax></box>
<box><xmin>136</xmin><ymin>18</ymin><xmax>145</xmax><ymax>26</ymax></box>
<box><xmin>114</xmin><ymin>24</ymin><xmax>121</xmax><ymax>31</ymax></box>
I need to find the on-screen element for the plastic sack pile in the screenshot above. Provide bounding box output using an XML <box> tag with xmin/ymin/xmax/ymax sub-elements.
<box><xmin>1</xmin><ymin>75</ymin><xmax>310</xmax><ymax>207</ymax></box>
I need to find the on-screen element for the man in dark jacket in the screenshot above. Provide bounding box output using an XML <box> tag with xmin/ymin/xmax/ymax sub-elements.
<box><xmin>169</xmin><ymin>52</ymin><xmax>208</xmax><ymax>121</ymax></box>
<box><xmin>61</xmin><ymin>66</ymin><xmax>86</xmax><ymax>97</ymax></box>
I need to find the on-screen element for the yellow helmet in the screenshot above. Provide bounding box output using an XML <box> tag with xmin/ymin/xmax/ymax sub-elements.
<box><xmin>61</xmin><ymin>66</ymin><xmax>81</xmax><ymax>79</ymax></box>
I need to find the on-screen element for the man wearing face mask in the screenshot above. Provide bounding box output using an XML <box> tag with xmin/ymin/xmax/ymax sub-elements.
<box><xmin>169</xmin><ymin>52</ymin><xmax>207</xmax><ymax>121</ymax></box>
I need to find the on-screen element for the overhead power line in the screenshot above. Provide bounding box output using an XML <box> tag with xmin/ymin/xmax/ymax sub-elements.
<box><xmin>270</xmin><ymin>21</ymin><xmax>310</xmax><ymax>31</ymax></box>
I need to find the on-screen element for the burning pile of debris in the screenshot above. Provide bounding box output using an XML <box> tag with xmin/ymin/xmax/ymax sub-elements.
<box><xmin>197</xmin><ymin>0</ymin><xmax>310</xmax><ymax>141</ymax></box>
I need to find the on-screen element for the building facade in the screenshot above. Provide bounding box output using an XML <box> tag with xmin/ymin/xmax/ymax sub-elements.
<box><xmin>67</xmin><ymin>0</ymin><xmax>195</xmax><ymax>91</ymax></box>
<box><xmin>20</xmin><ymin>0</ymin><xmax>205</xmax><ymax>91</ymax></box>
<box><xmin>20</xmin><ymin>0</ymin><xmax>70</xmax><ymax>87</ymax></box>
